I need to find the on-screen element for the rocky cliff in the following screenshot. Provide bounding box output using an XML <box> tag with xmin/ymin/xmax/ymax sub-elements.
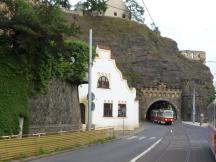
<box><xmin>70</xmin><ymin>15</ymin><xmax>214</xmax><ymax>120</ymax></box>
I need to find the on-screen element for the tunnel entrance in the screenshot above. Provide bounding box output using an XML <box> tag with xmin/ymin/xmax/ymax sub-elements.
<box><xmin>146</xmin><ymin>100</ymin><xmax>177</xmax><ymax>121</ymax></box>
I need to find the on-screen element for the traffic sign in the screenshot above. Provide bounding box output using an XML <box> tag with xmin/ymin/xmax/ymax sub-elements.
<box><xmin>87</xmin><ymin>92</ymin><xmax>95</xmax><ymax>100</ymax></box>
<box><xmin>91</xmin><ymin>102</ymin><xmax>95</xmax><ymax>111</ymax></box>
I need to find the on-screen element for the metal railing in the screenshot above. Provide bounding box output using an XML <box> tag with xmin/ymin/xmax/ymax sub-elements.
<box><xmin>0</xmin><ymin>128</ymin><xmax>114</xmax><ymax>161</ymax></box>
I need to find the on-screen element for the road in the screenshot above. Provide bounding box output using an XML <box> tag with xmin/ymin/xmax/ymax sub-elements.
<box><xmin>30</xmin><ymin>122</ymin><xmax>215</xmax><ymax>162</ymax></box>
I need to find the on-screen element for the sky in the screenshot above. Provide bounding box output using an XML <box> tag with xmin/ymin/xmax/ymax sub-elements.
<box><xmin>69</xmin><ymin>0</ymin><xmax>216</xmax><ymax>84</ymax></box>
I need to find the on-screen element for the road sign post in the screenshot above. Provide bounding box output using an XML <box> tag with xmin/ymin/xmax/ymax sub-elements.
<box><xmin>122</xmin><ymin>109</ymin><xmax>126</xmax><ymax>136</ymax></box>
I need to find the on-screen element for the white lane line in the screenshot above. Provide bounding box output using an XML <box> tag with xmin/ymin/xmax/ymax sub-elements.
<box><xmin>130</xmin><ymin>138</ymin><xmax>162</xmax><ymax>162</ymax></box>
<box><xmin>139</xmin><ymin>136</ymin><xmax>147</xmax><ymax>140</ymax></box>
<box><xmin>127</xmin><ymin>136</ymin><xmax>138</xmax><ymax>140</ymax></box>
<box><xmin>149</xmin><ymin>137</ymin><xmax>156</xmax><ymax>140</ymax></box>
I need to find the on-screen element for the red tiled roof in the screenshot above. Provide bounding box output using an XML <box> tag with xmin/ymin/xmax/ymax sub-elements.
<box><xmin>98</xmin><ymin>45</ymin><xmax>111</xmax><ymax>50</ymax></box>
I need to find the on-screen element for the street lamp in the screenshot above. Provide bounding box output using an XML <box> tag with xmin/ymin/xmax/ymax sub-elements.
<box><xmin>192</xmin><ymin>87</ymin><xmax>196</xmax><ymax>123</ymax></box>
<box><xmin>214</xmin><ymin>99</ymin><xmax>216</xmax><ymax>128</ymax></box>
<box><xmin>87</xmin><ymin>29</ymin><xmax>93</xmax><ymax>131</ymax></box>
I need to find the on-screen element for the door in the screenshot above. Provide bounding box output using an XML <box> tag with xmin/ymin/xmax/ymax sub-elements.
<box><xmin>80</xmin><ymin>103</ymin><xmax>86</xmax><ymax>124</ymax></box>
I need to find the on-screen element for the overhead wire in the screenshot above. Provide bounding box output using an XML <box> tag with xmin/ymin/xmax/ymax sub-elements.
<box><xmin>140</xmin><ymin>0</ymin><xmax>157</xmax><ymax>29</ymax></box>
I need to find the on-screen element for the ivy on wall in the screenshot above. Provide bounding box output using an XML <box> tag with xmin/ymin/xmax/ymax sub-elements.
<box><xmin>0</xmin><ymin>40</ymin><xmax>92</xmax><ymax>136</ymax></box>
<box><xmin>0</xmin><ymin>56</ymin><xmax>28</xmax><ymax>136</ymax></box>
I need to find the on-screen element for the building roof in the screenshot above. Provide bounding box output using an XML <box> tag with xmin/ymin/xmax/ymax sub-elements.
<box><xmin>97</xmin><ymin>45</ymin><xmax>111</xmax><ymax>51</ymax></box>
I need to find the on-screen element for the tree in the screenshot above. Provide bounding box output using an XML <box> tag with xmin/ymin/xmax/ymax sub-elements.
<box><xmin>0</xmin><ymin>0</ymin><xmax>84</xmax><ymax>92</ymax></box>
<box><xmin>30</xmin><ymin>0</ymin><xmax>71</xmax><ymax>9</ymax></box>
<box><xmin>125</xmin><ymin>0</ymin><xmax>145</xmax><ymax>23</ymax></box>
<box><xmin>0</xmin><ymin>0</ymin><xmax>92</xmax><ymax>135</ymax></box>
<box><xmin>82</xmin><ymin>0</ymin><xmax>107</xmax><ymax>15</ymax></box>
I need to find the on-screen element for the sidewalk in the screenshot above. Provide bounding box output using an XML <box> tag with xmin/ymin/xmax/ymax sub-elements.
<box><xmin>182</xmin><ymin>121</ymin><xmax>208</xmax><ymax>127</ymax></box>
<box><xmin>114</xmin><ymin>122</ymin><xmax>146</xmax><ymax>139</ymax></box>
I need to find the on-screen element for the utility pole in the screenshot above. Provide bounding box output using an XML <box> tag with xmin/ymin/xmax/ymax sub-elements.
<box><xmin>192</xmin><ymin>87</ymin><xmax>196</xmax><ymax>123</ymax></box>
<box><xmin>87</xmin><ymin>29</ymin><xmax>93</xmax><ymax>131</ymax></box>
<box><xmin>214</xmin><ymin>100</ymin><xmax>216</xmax><ymax>128</ymax></box>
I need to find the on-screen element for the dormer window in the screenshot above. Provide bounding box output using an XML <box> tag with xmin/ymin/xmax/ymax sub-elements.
<box><xmin>97</xmin><ymin>76</ymin><xmax>109</xmax><ymax>89</ymax></box>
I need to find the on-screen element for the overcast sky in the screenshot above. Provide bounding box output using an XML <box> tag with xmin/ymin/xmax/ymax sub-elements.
<box><xmin>69</xmin><ymin>0</ymin><xmax>216</xmax><ymax>83</ymax></box>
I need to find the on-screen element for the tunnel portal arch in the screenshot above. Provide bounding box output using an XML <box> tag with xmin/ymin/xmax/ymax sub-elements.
<box><xmin>140</xmin><ymin>82</ymin><xmax>182</xmax><ymax>121</ymax></box>
<box><xmin>145</xmin><ymin>99</ymin><xmax>177</xmax><ymax>120</ymax></box>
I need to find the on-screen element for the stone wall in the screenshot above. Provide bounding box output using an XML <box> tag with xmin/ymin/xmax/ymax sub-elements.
<box><xmin>180</xmin><ymin>50</ymin><xmax>206</xmax><ymax>63</ymax></box>
<box><xmin>28</xmin><ymin>79</ymin><xmax>81</xmax><ymax>134</ymax></box>
<box><xmin>140</xmin><ymin>83</ymin><xmax>182</xmax><ymax>120</ymax></box>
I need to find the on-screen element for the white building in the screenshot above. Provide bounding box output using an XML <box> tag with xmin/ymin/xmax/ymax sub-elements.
<box><xmin>180</xmin><ymin>50</ymin><xmax>206</xmax><ymax>63</ymax></box>
<box><xmin>73</xmin><ymin>0</ymin><xmax>130</xmax><ymax>19</ymax></box>
<box><xmin>104</xmin><ymin>0</ymin><xmax>130</xmax><ymax>19</ymax></box>
<box><xmin>79</xmin><ymin>45</ymin><xmax>139</xmax><ymax>130</ymax></box>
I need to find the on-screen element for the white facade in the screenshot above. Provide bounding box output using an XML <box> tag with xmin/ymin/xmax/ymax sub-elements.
<box><xmin>180</xmin><ymin>50</ymin><xmax>206</xmax><ymax>63</ymax></box>
<box><xmin>79</xmin><ymin>46</ymin><xmax>139</xmax><ymax>130</ymax></box>
<box><xmin>104</xmin><ymin>0</ymin><xmax>130</xmax><ymax>19</ymax></box>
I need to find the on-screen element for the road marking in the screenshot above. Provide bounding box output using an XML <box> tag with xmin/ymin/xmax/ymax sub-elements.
<box><xmin>130</xmin><ymin>138</ymin><xmax>162</xmax><ymax>162</ymax></box>
<box><xmin>170</xmin><ymin>129</ymin><xmax>173</xmax><ymax>133</ymax></box>
<box><xmin>127</xmin><ymin>136</ymin><xmax>138</xmax><ymax>140</ymax></box>
<box><xmin>149</xmin><ymin>137</ymin><xmax>156</xmax><ymax>140</ymax></box>
<box><xmin>139</xmin><ymin>136</ymin><xmax>147</xmax><ymax>140</ymax></box>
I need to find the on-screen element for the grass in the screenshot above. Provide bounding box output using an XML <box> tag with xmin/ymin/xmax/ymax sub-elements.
<box><xmin>2</xmin><ymin>135</ymin><xmax>116</xmax><ymax>162</ymax></box>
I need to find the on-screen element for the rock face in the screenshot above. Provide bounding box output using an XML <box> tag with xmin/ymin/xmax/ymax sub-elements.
<box><xmin>28</xmin><ymin>80</ymin><xmax>81</xmax><ymax>133</ymax></box>
<box><xmin>71</xmin><ymin>15</ymin><xmax>214</xmax><ymax>120</ymax></box>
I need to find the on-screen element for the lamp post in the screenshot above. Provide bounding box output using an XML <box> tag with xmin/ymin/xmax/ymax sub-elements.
<box><xmin>87</xmin><ymin>29</ymin><xmax>93</xmax><ymax>131</ymax></box>
<box><xmin>192</xmin><ymin>87</ymin><xmax>196</xmax><ymax>123</ymax></box>
<box><xmin>214</xmin><ymin>99</ymin><xmax>216</xmax><ymax>128</ymax></box>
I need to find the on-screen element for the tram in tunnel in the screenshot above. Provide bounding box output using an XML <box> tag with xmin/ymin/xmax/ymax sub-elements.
<box><xmin>146</xmin><ymin>100</ymin><xmax>177</xmax><ymax>124</ymax></box>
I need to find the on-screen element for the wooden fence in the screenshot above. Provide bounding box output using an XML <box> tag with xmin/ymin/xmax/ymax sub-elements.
<box><xmin>0</xmin><ymin>128</ymin><xmax>114</xmax><ymax>161</ymax></box>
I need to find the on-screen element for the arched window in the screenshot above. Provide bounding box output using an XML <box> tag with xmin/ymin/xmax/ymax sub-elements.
<box><xmin>97</xmin><ymin>76</ymin><xmax>109</xmax><ymax>89</ymax></box>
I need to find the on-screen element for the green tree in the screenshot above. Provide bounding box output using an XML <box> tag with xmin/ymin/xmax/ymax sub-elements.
<box><xmin>125</xmin><ymin>0</ymin><xmax>145</xmax><ymax>23</ymax></box>
<box><xmin>208</xmin><ymin>89</ymin><xmax>216</xmax><ymax>104</ymax></box>
<box><xmin>0</xmin><ymin>0</ymin><xmax>82</xmax><ymax>92</ymax></box>
<box><xmin>30</xmin><ymin>0</ymin><xmax>71</xmax><ymax>9</ymax></box>
<box><xmin>82</xmin><ymin>0</ymin><xmax>107</xmax><ymax>15</ymax></box>
<box><xmin>0</xmin><ymin>0</ymin><xmax>92</xmax><ymax>135</ymax></box>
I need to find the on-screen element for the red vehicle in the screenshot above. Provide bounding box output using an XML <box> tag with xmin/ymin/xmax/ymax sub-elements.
<box><xmin>150</xmin><ymin>109</ymin><xmax>174</xmax><ymax>125</ymax></box>
<box><xmin>207</xmin><ymin>100</ymin><xmax>216</xmax><ymax>159</ymax></box>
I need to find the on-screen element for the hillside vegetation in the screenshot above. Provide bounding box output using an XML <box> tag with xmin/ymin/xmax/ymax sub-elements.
<box><xmin>0</xmin><ymin>55</ymin><xmax>28</xmax><ymax>135</ymax></box>
<box><xmin>72</xmin><ymin>15</ymin><xmax>212</xmax><ymax>88</ymax></box>
<box><xmin>0</xmin><ymin>0</ymin><xmax>90</xmax><ymax>135</ymax></box>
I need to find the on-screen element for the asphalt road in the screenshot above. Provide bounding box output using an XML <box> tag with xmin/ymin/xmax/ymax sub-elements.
<box><xmin>29</xmin><ymin>122</ymin><xmax>215</xmax><ymax>162</ymax></box>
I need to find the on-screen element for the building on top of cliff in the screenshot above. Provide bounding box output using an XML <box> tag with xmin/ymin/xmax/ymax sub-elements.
<box><xmin>78</xmin><ymin>45</ymin><xmax>139</xmax><ymax>130</ymax></box>
<box><xmin>180</xmin><ymin>50</ymin><xmax>206</xmax><ymax>63</ymax></box>
<box><xmin>72</xmin><ymin>0</ymin><xmax>130</xmax><ymax>19</ymax></box>
<box><xmin>104</xmin><ymin>0</ymin><xmax>130</xmax><ymax>19</ymax></box>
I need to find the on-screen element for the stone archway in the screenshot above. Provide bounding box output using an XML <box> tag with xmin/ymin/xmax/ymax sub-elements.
<box><xmin>145</xmin><ymin>99</ymin><xmax>177</xmax><ymax>120</ymax></box>
<box><xmin>140</xmin><ymin>82</ymin><xmax>182</xmax><ymax>121</ymax></box>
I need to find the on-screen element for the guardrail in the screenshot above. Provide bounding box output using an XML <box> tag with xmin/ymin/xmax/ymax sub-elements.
<box><xmin>0</xmin><ymin>128</ymin><xmax>114</xmax><ymax>161</ymax></box>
